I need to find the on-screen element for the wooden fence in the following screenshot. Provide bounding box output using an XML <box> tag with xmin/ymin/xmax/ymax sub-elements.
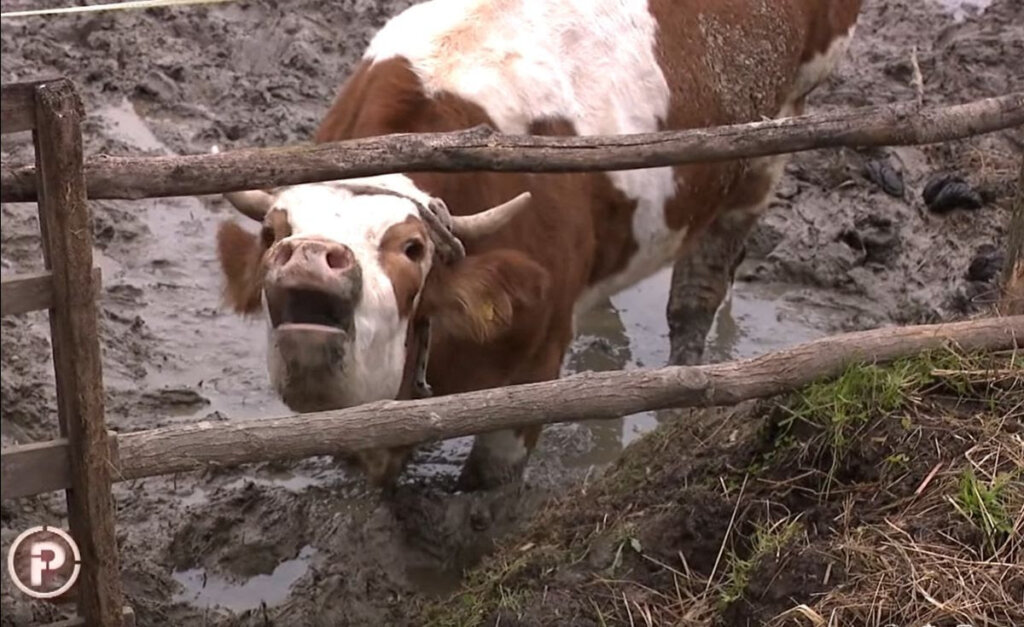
<box><xmin>0</xmin><ymin>78</ymin><xmax>1021</xmax><ymax>626</ymax></box>
<box><xmin>1</xmin><ymin>79</ymin><xmax>132</xmax><ymax>627</ymax></box>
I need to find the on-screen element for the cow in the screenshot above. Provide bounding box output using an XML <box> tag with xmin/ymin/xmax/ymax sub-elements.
<box><xmin>215</xmin><ymin>0</ymin><xmax>863</xmax><ymax>491</ymax></box>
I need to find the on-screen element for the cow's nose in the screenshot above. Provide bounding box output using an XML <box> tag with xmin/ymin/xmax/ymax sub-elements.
<box><xmin>273</xmin><ymin>239</ymin><xmax>355</xmax><ymax>273</ymax></box>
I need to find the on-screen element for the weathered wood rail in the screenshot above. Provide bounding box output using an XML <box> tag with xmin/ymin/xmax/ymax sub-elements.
<box><xmin>1</xmin><ymin>92</ymin><xmax>1021</xmax><ymax>202</ymax></box>
<box><xmin>1</xmin><ymin>315</ymin><xmax>1020</xmax><ymax>499</ymax></box>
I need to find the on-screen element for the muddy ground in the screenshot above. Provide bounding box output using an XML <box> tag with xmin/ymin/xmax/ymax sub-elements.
<box><xmin>425</xmin><ymin>349</ymin><xmax>1023</xmax><ymax>627</ymax></box>
<box><xmin>0</xmin><ymin>0</ymin><xmax>1021</xmax><ymax>625</ymax></box>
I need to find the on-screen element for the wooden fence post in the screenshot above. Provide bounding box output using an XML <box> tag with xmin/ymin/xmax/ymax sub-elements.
<box><xmin>33</xmin><ymin>79</ymin><xmax>125</xmax><ymax>626</ymax></box>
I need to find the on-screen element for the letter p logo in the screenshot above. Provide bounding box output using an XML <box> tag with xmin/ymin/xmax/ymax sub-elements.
<box><xmin>6</xmin><ymin>526</ymin><xmax>81</xmax><ymax>599</ymax></box>
<box><xmin>30</xmin><ymin>541</ymin><xmax>66</xmax><ymax>587</ymax></box>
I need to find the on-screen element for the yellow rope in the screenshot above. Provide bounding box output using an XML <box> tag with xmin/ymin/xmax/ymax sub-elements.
<box><xmin>1</xmin><ymin>0</ymin><xmax>234</xmax><ymax>19</ymax></box>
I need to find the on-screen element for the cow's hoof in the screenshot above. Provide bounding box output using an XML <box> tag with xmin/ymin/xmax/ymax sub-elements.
<box><xmin>668</xmin><ymin>344</ymin><xmax>706</xmax><ymax>367</ymax></box>
<box><xmin>456</xmin><ymin>463</ymin><xmax>524</xmax><ymax>493</ymax></box>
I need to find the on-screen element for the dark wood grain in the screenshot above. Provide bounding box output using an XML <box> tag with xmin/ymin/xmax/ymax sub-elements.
<box><xmin>1001</xmin><ymin>161</ymin><xmax>1024</xmax><ymax>315</ymax></box>
<box><xmin>0</xmin><ymin>439</ymin><xmax>71</xmax><ymax>500</ymax></box>
<box><xmin>0</xmin><ymin>268</ymin><xmax>102</xmax><ymax>317</ymax></box>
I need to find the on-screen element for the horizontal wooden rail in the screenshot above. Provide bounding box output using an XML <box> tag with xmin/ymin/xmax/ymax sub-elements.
<box><xmin>1</xmin><ymin>439</ymin><xmax>72</xmax><ymax>500</ymax></box>
<box><xmin>1</xmin><ymin>268</ymin><xmax>102</xmax><ymax>316</ymax></box>
<box><xmin>2</xmin><ymin>315</ymin><xmax>1019</xmax><ymax>499</ymax></box>
<box><xmin>1</xmin><ymin>93</ymin><xmax>1021</xmax><ymax>203</ymax></box>
<box><xmin>1</xmin><ymin>80</ymin><xmax>44</xmax><ymax>134</ymax></box>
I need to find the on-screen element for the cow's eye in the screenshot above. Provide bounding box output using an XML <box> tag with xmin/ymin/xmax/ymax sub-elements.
<box><xmin>403</xmin><ymin>239</ymin><xmax>426</xmax><ymax>262</ymax></box>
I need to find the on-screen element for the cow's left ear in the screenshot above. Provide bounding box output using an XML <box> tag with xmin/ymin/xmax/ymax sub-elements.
<box><xmin>217</xmin><ymin>220</ymin><xmax>265</xmax><ymax>315</ymax></box>
<box><xmin>419</xmin><ymin>249</ymin><xmax>551</xmax><ymax>343</ymax></box>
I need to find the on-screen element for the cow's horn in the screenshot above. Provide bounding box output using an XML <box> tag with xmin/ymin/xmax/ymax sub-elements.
<box><xmin>224</xmin><ymin>190</ymin><xmax>274</xmax><ymax>222</ymax></box>
<box><xmin>450</xmin><ymin>192</ymin><xmax>532</xmax><ymax>240</ymax></box>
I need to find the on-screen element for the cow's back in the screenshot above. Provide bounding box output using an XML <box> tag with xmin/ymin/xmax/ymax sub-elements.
<box><xmin>316</xmin><ymin>0</ymin><xmax>861</xmax><ymax>316</ymax></box>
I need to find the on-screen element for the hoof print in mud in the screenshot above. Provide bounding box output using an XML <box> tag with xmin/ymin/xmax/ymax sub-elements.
<box><xmin>863</xmin><ymin>157</ymin><xmax>906</xmax><ymax>198</ymax></box>
<box><xmin>837</xmin><ymin>214</ymin><xmax>900</xmax><ymax>266</ymax></box>
<box><xmin>966</xmin><ymin>243</ymin><xmax>1005</xmax><ymax>283</ymax></box>
<box><xmin>922</xmin><ymin>173</ymin><xmax>984</xmax><ymax>214</ymax></box>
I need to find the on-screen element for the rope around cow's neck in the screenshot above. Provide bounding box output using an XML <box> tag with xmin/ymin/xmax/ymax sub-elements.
<box><xmin>329</xmin><ymin>182</ymin><xmax>467</xmax><ymax>264</ymax></box>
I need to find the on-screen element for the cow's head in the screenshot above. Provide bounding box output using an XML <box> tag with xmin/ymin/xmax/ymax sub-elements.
<box><xmin>215</xmin><ymin>175</ymin><xmax>540</xmax><ymax>413</ymax></box>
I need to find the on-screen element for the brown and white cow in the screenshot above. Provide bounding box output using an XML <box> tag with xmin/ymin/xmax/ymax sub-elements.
<box><xmin>216</xmin><ymin>0</ymin><xmax>863</xmax><ymax>490</ymax></box>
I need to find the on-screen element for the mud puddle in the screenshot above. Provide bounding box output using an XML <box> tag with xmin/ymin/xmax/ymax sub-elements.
<box><xmin>173</xmin><ymin>545</ymin><xmax>318</xmax><ymax>613</ymax></box>
<box><xmin>92</xmin><ymin>98</ymin><xmax>288</xmax><ymax>424</ymax></box>
<box><xmin>938</xmin><ymin>0</ymin><xmax>992</xmax><ymax>21</ymax></box>
<box><xmin>568</xmin><ymin>268</ymin><xmax>835</xmax><ymax>463</ymax></box>
<box><xmin>176</xmin><ymin>465</ymin><xmax>336</xmax><ymax>508</ymax></box>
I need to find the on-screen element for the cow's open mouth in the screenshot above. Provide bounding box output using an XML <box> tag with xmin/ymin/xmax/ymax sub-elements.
<box><xmin>269</xmin><ymin>288</ymin><xmax>353</xmax><ymax>334</ymax></box>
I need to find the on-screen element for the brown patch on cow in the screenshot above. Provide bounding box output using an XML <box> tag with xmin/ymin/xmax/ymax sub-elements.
<box><xmin>217</xmin><ymin>208</ymin><xmax>295</xmax><ymax>315</ymax></box>
<box><xmin>420</xmin><ymin>249</ymin><xmax>550</xmax><ymax>345</ymax></box>
<box><xmin>378</xmin><ymin>216</ymin><xmax>431</xmax><ymax>318</ymax></box>
<box><xmin>526</xmin><ymin>117</ymin><xmax>640</xmax><ymax>289</ymax></box>
<box><xmin>217</xmin><ymin>221</ymin><xmax>264</xmax><ymax>314</ymax></box>
<box><xmin>648</xmin><ymin>0</ymin><xmax>861</xmax><ymax>233</ymax></box>
<box><xmin>316</xmin><ymin>58</ymin><xmax>486</xmax><ymax>144</ymax></box>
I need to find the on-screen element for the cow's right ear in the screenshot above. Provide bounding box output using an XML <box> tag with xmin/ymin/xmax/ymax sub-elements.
<box><xmin>216</xmin><ymin>221</ymin><xmax>265</xmax><ymax>315</ymax></box>
<box><xmin>419</xmin><ymin>248</ymin><xmax>550</xmax><ymax>343</ymax></box>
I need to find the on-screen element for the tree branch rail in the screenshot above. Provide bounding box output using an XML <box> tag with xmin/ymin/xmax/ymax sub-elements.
<box><xmin>2</xmin><ymin>315</ymin><xmax>1020</xmax><ymax>500</ymax></box>
<box><xmin>1</xmin><ymin>93</ymin><xmax>1021</xmax><ymax>203</ymax></box>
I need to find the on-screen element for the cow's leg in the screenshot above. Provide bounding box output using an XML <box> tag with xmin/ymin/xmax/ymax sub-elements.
<box><xmin>666</xmin><ymin>209</ymin><xmax>758</xmax><ymax>366</ymax></box>
<box><xmin>457</xmin><ymin>426</ymin><xmax>542</xmax><ymax>491</ymax></box>
<box><xmin>457</xmin><ymin>338</ymin><xmax>564</xmax><ymax>491</ymax></box>
<box><xmin>666</xmin><ymin>141</ymin><xmax>799</xmax><ymax>367</ymax></box>
<box><xmin>357</xmin><ymin>446</ymin><xmax>415</xmax><ymax>490</ymax></box>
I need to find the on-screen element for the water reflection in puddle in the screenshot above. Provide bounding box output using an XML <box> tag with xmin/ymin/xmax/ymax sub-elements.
<box><xmin>936</xmin><ymin>0</ymin><xmax>991</xmax><ymax>22</ymax></box>
<box><xmin>172</xmin><ymin>546</ymin><xmax>317</xmax><ymax>613</ymax></box>
<box><xmin>92</xmin><ymin>97</ymin><xmax>288</xmax><ymax>423</ymax></box>
<box><xmin>567</xmin><ymin>265</ymin><xmax>835</xmax><ymax>463</ymax></box>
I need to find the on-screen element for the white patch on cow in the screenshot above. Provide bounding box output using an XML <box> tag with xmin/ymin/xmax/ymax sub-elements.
<box><xmin>728</xmin><ymin>26</ymin><xmax>857</xmax><ymax>221</ymax></box>
<box><xmin>792</xmin><ymin>26</ymin><xmax>856</xmax><ymax>104</ymax></box>
<box><xmin>263</xmin><ymin>176</ymin><xmax>432</xmax><ymax>407</ymax></box>
<box><xmin>366</xmin><ymin>0</ymin><xmax>679</xmax><ymax>316</ymax></box>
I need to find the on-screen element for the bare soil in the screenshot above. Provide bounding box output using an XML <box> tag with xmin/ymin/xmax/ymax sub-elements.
<box><xmin>0</xmin><ymin>0</ymin><xmax>1021</xmax><ymax>625</ymax></box>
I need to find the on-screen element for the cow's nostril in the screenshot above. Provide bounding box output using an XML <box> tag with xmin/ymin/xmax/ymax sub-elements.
<box><xmin>326</xmin><ymin>247</ymin><xmax>353</xmax><ymax>271</ymax></box>
<box><xmin>272</xmin><ymin>240</ymin><xmax>294</xmax><ymax>266</ymax></box>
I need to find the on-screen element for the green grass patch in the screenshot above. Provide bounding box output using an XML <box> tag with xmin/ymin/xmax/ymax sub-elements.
<box><xmin>720</xmin><ymin>518</ymin><xmax>802</xmax><ymax>606</ymax></box>
<box><xmin>951</xmin><ymin>467</ymin><xmax>1018</xmax><ymax>554</ymax></box>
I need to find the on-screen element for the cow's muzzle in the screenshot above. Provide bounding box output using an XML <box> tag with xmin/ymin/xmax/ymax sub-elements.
<box><xmin>264</xmin><ymin>237</ymin><xmax>362</xmax><ymax>336</ymax></box>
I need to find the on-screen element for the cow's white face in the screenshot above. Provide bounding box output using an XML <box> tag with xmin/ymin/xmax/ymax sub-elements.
<box><xmin>264</xmin><ymin>183</ymin><xmax>435</xmax><ymax>412</ymax></box>
<box><xmin>216</xmin><ymin>176</ymin><xmax>533</xmax><ymax>414</ymax></box>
